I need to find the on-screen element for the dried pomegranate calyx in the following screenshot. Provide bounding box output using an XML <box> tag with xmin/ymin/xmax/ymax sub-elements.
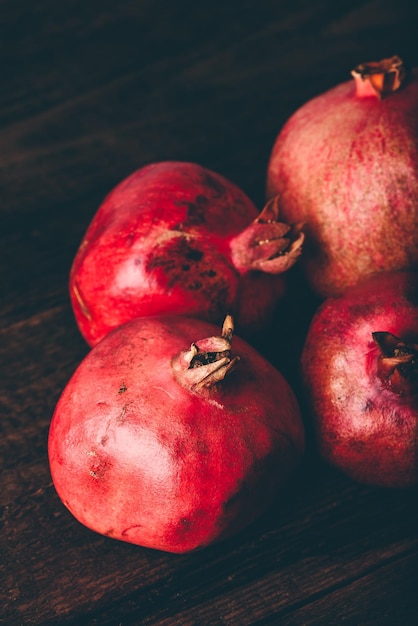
<box><xmin>372</xmin><ymin>331</ymin><xmax>418</xmax><ymax>395</ymax></box>
<box><xmin>230</xmin><ymin>196</ymin><xmax>304</xmax><ymax>274</ymax></box>
<box><xmin>172</xmin><ymin>315</ymin><xmax>240</xmax><ymax>391</ymax></box>
<box><xmin>351</xmin><ymin>55</ymin><xmax>406</xmax><ymax>99</ymax></box>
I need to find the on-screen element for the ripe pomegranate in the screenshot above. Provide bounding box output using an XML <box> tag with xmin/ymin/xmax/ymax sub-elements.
<box><xmin>48</xmin><ymin>315</ymin><xmax>304</xmax><ymax>553</ymax></box>
<box><xmin>70</xmin><ymin>161</ymin><xmax>303</xmax><ymax>346</ymax></box>
<box><xmin>266</xmin><ymin>56</ymin><xmax>418</xmax><ymax>298</ymax></box>
<box><xmin>301</xmin><ymin>271</ymin><xmax>418</xmax><ymax>488</ymax></box>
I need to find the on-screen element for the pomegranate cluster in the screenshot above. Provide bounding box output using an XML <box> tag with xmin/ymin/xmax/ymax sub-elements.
<box><xmin>268</xmin><ymin>55</ymin><xmax>418</xmax><ymax>489</ymax></box>
<box><xmin>50</xmin><ymin>162</ymin><xmax>306</xmax><ymax>553</ymax></box>
<box><xmin>49</xmin><ymin>55</ymin><xmax>418</xmax><ymax>554</ymax></box>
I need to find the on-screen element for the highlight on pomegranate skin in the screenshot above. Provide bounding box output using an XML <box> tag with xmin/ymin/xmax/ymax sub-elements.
<box><xmin>301</xmin><ymin>271</ymin><xmax>418</xmax><ymax>488</ymax></box>
<box><xmin>266</xmin><ymin>56</ymin><xmax>418</xmax><ymax>298</ymax></box>
<box><xmin>48</xmin><ymin>315</ymin><xmax>304</xmax><ymax>553</ymax></box>
<box><xmin>70</xmin><ymin>161</ymin><xmax>303</xmax><ymax>346</ymax></box>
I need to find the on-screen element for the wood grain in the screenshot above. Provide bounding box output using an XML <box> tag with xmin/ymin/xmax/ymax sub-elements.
<box><xmin>2</xmin><ymin>1</ymin><xmax>418</xmax><ymax>624</ymax></box>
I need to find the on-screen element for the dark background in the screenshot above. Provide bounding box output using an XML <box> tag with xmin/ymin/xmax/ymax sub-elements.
<box><xmin>2</xmin><ymin>1</ymin><xmax>418</xmax><ymax>624</ymax></box>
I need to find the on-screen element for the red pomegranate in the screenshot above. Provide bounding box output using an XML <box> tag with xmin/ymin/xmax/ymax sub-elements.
<box><xmin>266</xmin><ymin>56</ymin><xmax>418</xmax><ymax>298</ymax></box>
<box><xmin>301</xmin><ymin>271</ymin><xmax>418</xmax><ymax>487</ymax></box>
<box><xmin>48</xmin><ymin>315</ymin><xmax>304</xmax><ymax>553</ymax></box>
<box><xmin>70</xmin><ymin>161</ymin><xmax>303</xmax><ymax>346</ymax></box>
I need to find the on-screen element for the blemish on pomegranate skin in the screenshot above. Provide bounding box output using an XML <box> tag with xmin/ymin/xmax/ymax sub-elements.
<box><xmin>185</xmin><ymin>248</ymin><xmax>204</xmax><ymax>262</ymax></box>
<box><xmin>117</xmin><ymin>405</ymin><xmax>128</xmax><ymax>423</ymax></box>
<box><xmin>201</xmin><ymin>173</ymin><xmax>226</xmax><ymax>197</ymax></box>
<box><xmin>390</xmin><ymin>410</ymin><xmax>405</xmax><ymax>427</ymax></box>
<box><xmin>118</xmin><ymin>382</ymin><xmax>127</xmax><ymax>394</ymax></box>
<box><xmin>72</xmin><ymin>282</ymin><xmax>92</xmax><ymax>321</ymax></box>
<box><xmin>201</xmin><ymin>269</ymin><xmax>217</xmax><ymax>278</ymax></box>
<box><xmin>121</xmin><ymin>524</ymin><xmax>143</xmax><ymax>537</ymax></box>
<box><xmin>146</xmin><ymin>239</ymin><xmax>202</xmax><ymax>277</ymax></box>
<box><xmin>171</xmin><ymin>222</ymin><xmax>185</xmax><ymax>231</ymax></box>
<box><xmin>63</xmin><ymin>499</ymin><xmax>76</xmax><ymax>515</ymax></box>
<box><xmin>185</xmin><ymin>197</ymin><xmax>208</xmax><ymax>225</ymax></box>
<box><xmin>196</xmin><ymin>439</ymin><xmax>210</xmax><ymax>455</ymax></box>
<box><xmin>153</xmin><ymin>386</ymin><xmax>176</xmax><ymax>400</ymax></box>
<box><xmin>180</xmin><ymin>517</ymin><xmax>193</xmax><ymax>530</ymax></box>
<box><xmin>125</xmin><ymin>232</ymin><xmax>136</xmax><ymax>248</ymax></box>
<box><xmin>173</xmin><ymin>438</ymin><xmax>187</xmax><ymax>459</ymax></box>
<box><xmin>88</xmin><ymin>456</ymin><xmax>112</xmax><ymax>480</ymax></box>
<box><xmin>348</xmin><ymin>302</ymin><xmax>374</xmax><ymax>319</ymax></box>
<box><xmin>363</xmin><ymin>399</ymin><xmax>374</xmax><ymax>411</ymax></box>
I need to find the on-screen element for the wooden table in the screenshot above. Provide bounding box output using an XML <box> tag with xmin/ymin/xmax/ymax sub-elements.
<box><xmin>3</xmin><ymin>1</ymin><xmax>418</xmax><ymax>623</ymax></box>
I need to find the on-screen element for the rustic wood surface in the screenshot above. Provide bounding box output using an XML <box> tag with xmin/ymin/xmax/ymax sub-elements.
<box><xmin>2</xmin><ymin>1</ymin><xmax>418</xmax><ymax>624</ymax></box>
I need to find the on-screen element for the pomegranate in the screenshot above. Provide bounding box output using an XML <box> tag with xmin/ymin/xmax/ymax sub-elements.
<box><xmin>301</xmin><ymin>271</ymin><xmax>418</xmax><ymax>488</ymax></box>
<box><xmin>48</xmin><ymin>315</ymin><xmax>304</xmax><ymax>553</ymax></box>
<box><xmin>70</xmin><ymin>161</ymin><xmax>303</xmax><ymax>346</ymax></box>
<box><xmin>266</xmin><ymin>56</ymin><xmax>418</xmax><ymax>298</ymax></box>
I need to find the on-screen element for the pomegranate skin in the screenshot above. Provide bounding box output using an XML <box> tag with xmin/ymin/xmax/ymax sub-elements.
<box><xmin>70</xmin><ymin>161</ymin><xmax>301</xmax><ymax>346</ymax></box>
<box><xmin>301</xmin><ymin>271</ymin><xmax>418</xmax><ymax>487</ymax></box>
<box><xmin>48</xmin><ymin>315</ymin><xmax>304</xmax><ymax>553</ymax></box>
<box><xmin>266</xmin><ymin>64</ymin><xmax>418</xmax><ymax>298</ymax></box>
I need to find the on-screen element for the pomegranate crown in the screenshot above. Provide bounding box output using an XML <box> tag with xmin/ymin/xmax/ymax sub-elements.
<box><xmin>373</xmin><ymin>331</ymin><xmax>418</xmax><ymax>396</ymax></box>
<box><xmin>351</xmin><ymin>55</ymin><xmax>406</xmax><ymax>99</ymax></box>
<box><xmin>172</xmin><ymin>315</ymin><xmax>240</xmax><ymax>392</ymax></box>
<box><xmin>230</xmin><ymin>196</ymin><xmax>304</xmax><ymax>274</ymax></box>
